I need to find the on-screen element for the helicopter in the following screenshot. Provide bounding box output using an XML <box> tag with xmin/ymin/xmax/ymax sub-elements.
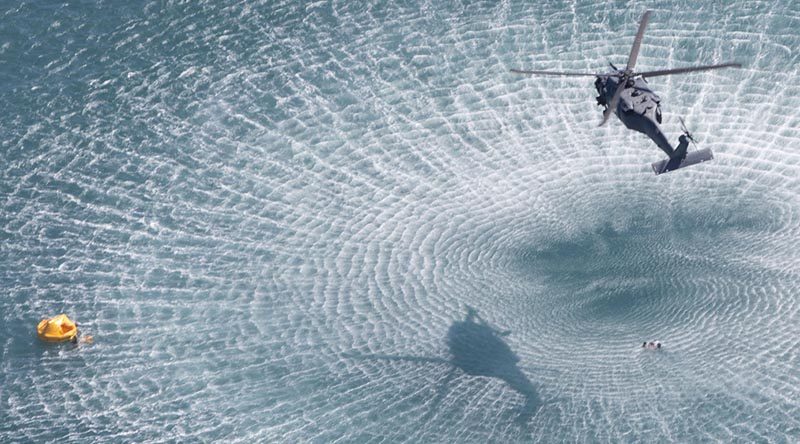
<box><xmin>511</xmin><ymin>10</ymin><xmax>741</xmax><ymax>175</ymax></box>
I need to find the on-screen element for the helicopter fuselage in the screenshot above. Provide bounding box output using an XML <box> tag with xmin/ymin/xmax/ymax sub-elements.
<box><xmin>511</xmin><ymin>10</ymin><xmax>737</xmax><ymax>174</ymax></box>
<box><xmin>594</xmin><ymin>73</ymin><xmax>676</xmax><ymax>157</ymax></box>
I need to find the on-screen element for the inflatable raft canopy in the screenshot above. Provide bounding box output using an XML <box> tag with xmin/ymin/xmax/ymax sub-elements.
<box><xmin>37</xmin><ymin>314</ymin><xmax>78</xmax><ymax>342</ymax></box>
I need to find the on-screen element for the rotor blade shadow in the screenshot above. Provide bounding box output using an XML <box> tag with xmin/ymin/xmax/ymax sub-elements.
<box><xmin>342</xmin><ymin>352</ymin><xmax>449</xmax><ymax>365</ymax></box>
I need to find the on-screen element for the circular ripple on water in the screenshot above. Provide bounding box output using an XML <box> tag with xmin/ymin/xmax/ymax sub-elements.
<box><xmin>2</xmin><ymin>1</ymin><xmax>800</xmax><ymax>442</ymax></box>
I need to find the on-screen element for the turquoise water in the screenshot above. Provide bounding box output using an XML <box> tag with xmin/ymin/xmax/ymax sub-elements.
<box><xmin>2</xmin><ymin>1</ymin><xmax>799</xmax><ymax>442</ymax></box>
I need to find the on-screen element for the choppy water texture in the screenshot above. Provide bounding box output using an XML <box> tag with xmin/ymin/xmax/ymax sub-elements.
<box><xmin>2</xmin><ymin>0</ymin><xmax>800</xmax><ymax>442</ymax></box>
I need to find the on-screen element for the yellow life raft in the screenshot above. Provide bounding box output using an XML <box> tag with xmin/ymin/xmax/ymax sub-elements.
<box><xmin>37</xmin><ymin>314</ymin><xmax>78</xmax><ymax>342</ymax></box>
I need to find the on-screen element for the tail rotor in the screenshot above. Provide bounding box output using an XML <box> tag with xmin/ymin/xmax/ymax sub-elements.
<box><xmin>650</xmin><ymin>116</ymin><xmax>714</xmax><ymax>175</ymax></box>
<box><xmin>679</xmin><ymin>117</ymin><xmax>698</xmax><ymax>149</ymax></box>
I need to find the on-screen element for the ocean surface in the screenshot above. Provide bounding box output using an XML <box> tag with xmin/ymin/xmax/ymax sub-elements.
<box><xmin>2</xmin><ymin>1</ymin><xmax>799</xmax><ymax>442</ymax></box>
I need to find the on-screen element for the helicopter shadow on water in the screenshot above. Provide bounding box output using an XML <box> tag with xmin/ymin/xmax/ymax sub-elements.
<box><xmin>343</xmin><ymin>307</ymin><xmax>541</xmax><ymax>425</ymax></box>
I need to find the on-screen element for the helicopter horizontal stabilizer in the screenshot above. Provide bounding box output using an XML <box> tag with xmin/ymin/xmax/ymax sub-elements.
<box><xmin>651</xmin><ymin>148</ymin><xmax>713</xmax><ymax>175</ymax></box>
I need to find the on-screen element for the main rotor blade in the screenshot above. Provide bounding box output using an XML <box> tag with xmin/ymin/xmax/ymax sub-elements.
<box><xmin>626</xmin><ymin>10</ymin><xmax>652</xmax><ymax>71</ymax></box>
<box><xmin>599</xmin><ymin>81</ymin><xmax>626</xmax><ymax>126</ymax></box>
<box><xmin>510</xmin><ymin>69</ymin><xmax>608</xmax><ymax>77</ymax></box>
<box><xmin>636</xmin><ymin>62</ymin><xmax>742</xmax><ymax>78</ymax></box>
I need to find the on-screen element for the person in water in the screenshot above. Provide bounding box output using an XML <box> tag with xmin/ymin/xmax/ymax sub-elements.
<box><xmin>70</xmin><ymin>328</ymin><xmax>94</xmax><ymax>345</ymax></box>
<box><xmin>642</xmin><ymin>341</ymin><xmax>662</xmax><ymax>350</ymax></box>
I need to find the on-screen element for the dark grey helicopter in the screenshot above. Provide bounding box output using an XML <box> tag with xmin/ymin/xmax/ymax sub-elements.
<box><xmin>512</xmin><ymin>10</ymin><xmax>740</xmax><ymax>174</ymax></box>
